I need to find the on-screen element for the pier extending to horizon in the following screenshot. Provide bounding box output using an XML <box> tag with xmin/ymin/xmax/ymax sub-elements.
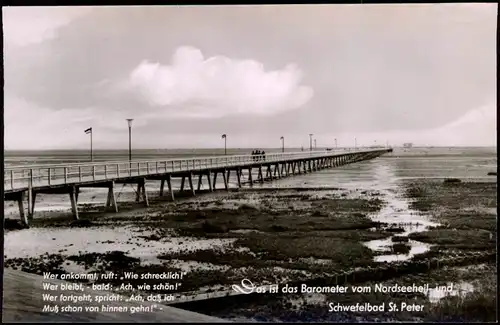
<box><xmin>4</xmin><ymin>148</ymin><xmax>392</xmax><ymax>226</ymax></box>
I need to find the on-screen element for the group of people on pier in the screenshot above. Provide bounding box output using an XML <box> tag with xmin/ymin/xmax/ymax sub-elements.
<box><xmin>251</xmin><ymin>150</ymin><xmax>266</xmax><ymax>161</ymax></box>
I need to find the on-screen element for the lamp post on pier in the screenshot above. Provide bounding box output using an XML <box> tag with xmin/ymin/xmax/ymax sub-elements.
<box><xmin>314</xmin><ymin>139</ymin><xmax>317</xmax><ymax>150</ymax></box>
<box><xmin>221</xmin><ymin>134</ymin><xmax>227</xmax><ymax>155</ymax></box>
<box><xmin>280</xmin><ymin>136</ymin><xmax>284</xmax><ymax>153</ymax></box>
<box><xmin>309</xmin><ymin>134</ymin><xmax>313</xmax><ymax>152</ymax></box>
<box><xmin>335</xmin><ymin>138</ymin><xmax>337</xmax><ymax>149</ymax></box>
<box><xmin>84</xmin><ymin>127</ymin><xmax>93</xmax><ymax>161</ymax></box>
<box><xmin>126</xmin><ymin>119</ymin><xmax>133</xmax><ymax>161</ymax></box>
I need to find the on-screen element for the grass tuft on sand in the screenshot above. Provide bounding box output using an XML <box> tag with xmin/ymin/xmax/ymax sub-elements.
<box><xmin>403</xmin><ymin>180</ymin><xmax>497</xmax><ymax>250</ymax></box>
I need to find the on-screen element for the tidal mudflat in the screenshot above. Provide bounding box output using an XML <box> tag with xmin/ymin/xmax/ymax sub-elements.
<box><xmin>4</xmin><ymin>151</ymin><xmax>497</xmax><ymax>322</ymax></box>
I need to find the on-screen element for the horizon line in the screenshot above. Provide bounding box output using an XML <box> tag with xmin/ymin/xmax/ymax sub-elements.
<box><xmin>3</xmin><ymin>145</ymin><xmax>497</xmax><ymax>152</ymax></box>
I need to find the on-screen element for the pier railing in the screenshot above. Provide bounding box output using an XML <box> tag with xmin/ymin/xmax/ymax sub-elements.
<box><xmin>4</xmin><ymin>150</ymin><xmax>362</xmax><ymax>192</ymax></box>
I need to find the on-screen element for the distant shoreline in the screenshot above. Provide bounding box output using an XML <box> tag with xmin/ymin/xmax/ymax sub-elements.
<box><xmin>4</xmin><ymin>146</ymin><xmax>498</xmax><ymax>154</ymax></box>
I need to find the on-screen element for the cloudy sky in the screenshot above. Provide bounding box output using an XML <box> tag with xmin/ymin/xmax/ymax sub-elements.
<box><xmin>3</xmin><ymin>4</ymin><xmax>497</xmax><ymax>150</ymax></box>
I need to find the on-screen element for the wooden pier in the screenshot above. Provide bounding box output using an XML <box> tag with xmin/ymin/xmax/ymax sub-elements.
<box><xmin>4</xmin><ymin>149</ymin><xmax>392</xmax><ymax>226</ymax></box>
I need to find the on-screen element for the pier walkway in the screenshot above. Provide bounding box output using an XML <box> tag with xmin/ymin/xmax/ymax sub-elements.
<box><xmin>4</xmin><ymin>148</ymin><xmax>392</xmax><ymax>226</ymax></box>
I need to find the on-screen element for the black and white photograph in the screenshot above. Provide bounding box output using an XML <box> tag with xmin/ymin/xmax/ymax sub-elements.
<box><xmin>2</xmin><ymin>4</ymin><xmax>497</xmax><ymax>323</ymax></box>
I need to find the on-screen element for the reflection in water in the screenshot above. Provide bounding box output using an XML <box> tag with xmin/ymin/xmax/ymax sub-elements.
<box><xmin>4</xmin><ymin>226</ymin><xmax>236</xmax><ymax>265</ymax></box>
<box><xmin>362</xmin><ymin>162</ymin><xmax>441</xmax><ymax>262</ymax></box>
<box><xmin>239</xmin><ymin>158</ymin><xmax>443</xmax><ymax>263</ymax></box>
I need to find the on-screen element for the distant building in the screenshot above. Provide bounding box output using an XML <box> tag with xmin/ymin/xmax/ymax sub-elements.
<box><xmin>403</xmin><ymin>143</ymin><xmax>413</xmax><ymax>148</ymax></box>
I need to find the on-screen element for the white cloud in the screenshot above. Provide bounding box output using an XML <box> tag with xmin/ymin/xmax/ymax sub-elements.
<box><xmin>2</xmin><ymin>6</ymin><xmax>92</xmax><ymax>48</ymax></box>
<box><xmin>126</xmin><ymin>46</ymin><xmax>314</xmax><ymax>118</ymax></box>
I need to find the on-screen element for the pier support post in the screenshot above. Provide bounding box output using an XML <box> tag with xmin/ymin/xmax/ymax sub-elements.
<box><xmin>28</xmin><ymin>191</ymin><xmax>37</xmax><ymax>220</ymax></box>
<box><xmin>140</xmin><ymin>179</ymin><xmax>149</xmax><ymax>206</ymax></box>
<box><xmin>180</xmin><ymin>176</ymin><xmax>186</xmax><ymax>192</ymax></box>
<box><xmin>105</xmin><ymin>181</ymin><xmax>118</xmax><ymax>212</ymax></box>
<box><xmin>197</xmin><ymin>174</ymin><xmax>203</xmax><ymax>191</ymax></box>
<box><xmin>160</xmin><ymin>179</ymin><xmax>165</xmax><ymax>196</ymax></box>
<box><xmin>206</xmin><ymin>173</ymin><xmax>213</xmax><ymax>191</ymax></box>
<box><xmin>136</xmin><ymin>184</ymin><xmax>141</xmax><ymax>202</ymax></box>
<box><xmin>236</xmin><ymin>168</ymin><xmax>242</xmax><ymax>188</ymax></box>
<box><xmin>134</xmin><ymin>179</ymin><xmax>149</xmax><ymax>206</ymax></box>
<box><xmin>258</xmin><ymin>166</ymin><xmax>264</xmax><ymax>183</ymax></box>
<box><xmin>222</xmin><ymin>169</ymin><xmax>229</xmax><ymax>191</ymax></box>
<box><xmin>248</xmin><ymin>168</ymin><xmax>253</xmax><ymax>186</ymax></box>
<box><xmin>212</xmin><ymin>171</ymin><xmax>218</xmax><ymax>190</ymax></box>
<box><xmin>275</xmin><ymin>163</ymin><xmax>281</xmax><ymax>179</ymax></box>
<box><xmin>188</xmin><ymin>173</ymin><xmax>195</xmax><ymax>196</ymax></box>
<box><xmin>27</xmin><ymin>187</ymin><xmax>33</xmax><ymax>221</ymax></box>
<box><xmin>69</xmin><ymin>186</ymin><xmax>79</xmax><ymax>220</ymax></box>
<box><xmin>17</xmin><ymin>192</ymin><xmax>28</xmax><ymax>226</ymax></box>
<box><xmin>75</xmin><ymin>187</ymin><xmax>79</xmax><ymax>204</ymax></box>
<box><xmin>166</xmin><ymin>175</ymin><xmax>174</xmax><ymax>201</ymax></box>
